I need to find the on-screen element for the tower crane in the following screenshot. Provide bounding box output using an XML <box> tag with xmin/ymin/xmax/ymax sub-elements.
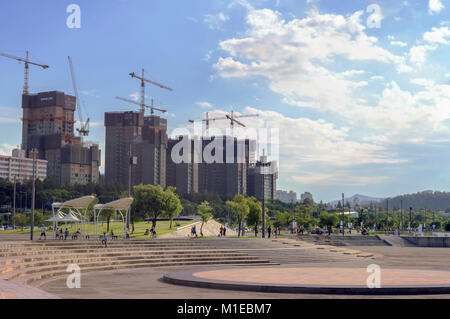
<box><xmin>188</xmin><ymin>112</ymin><xmax>228</xmax><ymax>134</ymax></box>
<box><xmin>189</xmin><ymin>111</ymin><xmax>259</xmax><ymax>135</ymax></box>
<box><xmin>0</xmin><ymin>50</ymin><xmax>49</xmax><ymax>94</ymax></box>
<box><xmin>116</xmin><ymin>96</ymin><xmax>167</xmax><ymax>115</ymax></box>
<box><xmin>68</xmin><ymin>56</ymin><xmax>90</xmax><ymax>140</ymax></box>
<box><xmin>225</xmin><ymin>111</ymin><xmax>259</xmax><ymax>129</ymax></box>
<box><xmin>129</xmin><ymin>69</ymin><xmax>172</xmax><ymax>115</ymax></box>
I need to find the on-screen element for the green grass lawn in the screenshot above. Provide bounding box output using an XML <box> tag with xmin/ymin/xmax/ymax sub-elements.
<box><xmin>2</xmin><ymin>220</ymin><xmax>194</xmax><ymax>239</ymax></box>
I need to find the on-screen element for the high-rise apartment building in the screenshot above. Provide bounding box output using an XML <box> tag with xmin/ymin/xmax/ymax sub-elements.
<box><xmin>0</xmin><ymin>149</ymin><xmax>47</xmax><ymax>182</ymax></box>
<box><xmin>276</xmin><ymin>190</ymin><xmax>297</xmax><ymax>203</ymax></box>
<box><xmin>166</xmin><ymin>136</ymin><xmax>198</xmax><ymax>194</ymax></box>
<box><xmin>21</xmin><ymin>91</ymin><xmax>100</xmax><ymax>185</ymax></box>
<box><xmin>247</xmin><ymin>155</ymin><xmax>277</xmax><ymax>201</ymax></box>
<box><xmin>104</xmin><ymin>112</ymin><xmax>167</xmax><ymax>188</ymax></box>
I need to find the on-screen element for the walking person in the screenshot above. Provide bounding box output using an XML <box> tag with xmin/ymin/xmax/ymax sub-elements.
<box><xmin>219</xmin><ymin>225</ymin><xmax>223</xmax><ymax>237</ymax></box>
<box><xmin>64</xmin><ymin>228</ymin><xmax>69</xmax><ymax>240</ymax></box>
<box><xmin>223</xmin><ymin>227</ymin><xmax>226</xmax><ymax>237</ymax></box>
<box><xmin>102</xmin><ymin>232</ymin><xmax>108</xmax><ymax>248</ymax></box>
<box><xmin>40</xmin><ymin>225</ymin><xmax>46</xmax><ymax>240</ymax></box>
<box><xmin>268</xmin><ymin>225</ymin><xmax>272</xmax><ymax>238</ymax></box>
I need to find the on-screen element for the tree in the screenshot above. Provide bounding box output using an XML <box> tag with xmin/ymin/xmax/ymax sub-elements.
<box><xmin>132</xmin><ymin>184</ymin><xmax>165</xmax><ymax>232</ymax></box>
<box><xmin>13</xmin><ymin>213</ymin><xmax>28</xmax><ymax>230</ymax></box>
<box><xmin>245</xmin><ymin>197</ymin><xmax>262</xmax><ymax>236</ymax></box>
<box><xmin>318</xmin><ymin>211</ymin><xmax>338</xmax><ymax>228</ymax></box>
<box><xmin>226</xmin><ymin>194</ymin><xmax>249</xmax><ymax>237</ymax></box>
<box><xmin>274</xmin><ymin>211</ymin><xmax>293</xmax><ymax>228</ymax></box>
<box><xmin>162</xmin><ymin>187</ymin><xmax>183</xmax><ymax>229</ymax></box>
<box><xmin>198</xmin><ymin>201</ymin><xmax>213</xmax><ymax>236</ymax></box>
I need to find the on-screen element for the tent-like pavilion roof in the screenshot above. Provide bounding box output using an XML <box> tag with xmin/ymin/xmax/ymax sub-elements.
<box><xmin>94</xmin><ymin>197</ymin><xmax>133</xmax><ymax>211</ymax></box>
<box><xmin>51</xmin><ymin>196</ymin><xmax>96</xmax><ymax>210</ymax></box>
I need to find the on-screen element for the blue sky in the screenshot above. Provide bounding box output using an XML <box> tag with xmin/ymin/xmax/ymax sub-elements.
<box><xmin>0</xmin><ymin>0</ymin><xmax>449</xmax><ymax>202</ymax></box>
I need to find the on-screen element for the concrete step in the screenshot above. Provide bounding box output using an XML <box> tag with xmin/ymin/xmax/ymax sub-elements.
<box><xmin>0</xmin><ymin>246</ymin><xmax>218</xmax><ymax>257</ymax></box>
<box><xmin>15</xmin><ymin>259</ymin><xmax>276</xmax><ymax>286</ymax></box>
<box><xmin>31</xmin><ymin>260</ymin><xmax>280</xmax><ymax>288</ymax></box>
<box><xmin>3</xmin><ymin>255</ymin><xmax>268</xmax><ymax>281</ymax></box>
<box><xmin>0</xmin><ymin>249</ymin><xmax>252</xmax><ymax>266</ymax></box>
<box><xmin>0</xmin><ymin>252</ymin><xmax>254</xmax><ymax>272</ymax></box>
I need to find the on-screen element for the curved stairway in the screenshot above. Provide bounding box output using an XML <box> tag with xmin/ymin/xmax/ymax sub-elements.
<box><xmin>0</xmin><ymin>239</ymin><xmax>272</xmax><ymax>287</ymax></box>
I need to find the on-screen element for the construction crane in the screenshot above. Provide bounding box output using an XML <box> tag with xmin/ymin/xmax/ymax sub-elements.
<box><xmin>129</xmin><ymin>69</ymin><xmax>172</xmax><ymax>115</ymax></box>
<box><xmin>225</xmin><ymin>111</ymin><xmax>259</xmax><ymax>129</ymax></box>
<box><xmin>189</xmin><ymin>111</ymin><xmax>259</xmax><ymax>135</ymax></box>
<box><xmin>116</xmin><ymin>96</ymin><xmax>167</xmax><ymax>115</ymax></box>
<box><xmin>68</xmin><ymin>56</ymin><xmax>90</xmax><ymax>139</ymax></box>
<box><xmin>189</xmin><ymin>112</ymin><xmax>228</xmax><ymax>134</ymax></box>
<box><xmin>0</xmin><ymin>50</ymin><xmax>49</xmax><ymax>94</ymax></box>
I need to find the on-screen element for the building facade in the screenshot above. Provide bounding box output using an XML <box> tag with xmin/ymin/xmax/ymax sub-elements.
<box><xmin>276</xmin><ymin>190</ymin><xmax>297</xmax><ymax>203</ymax></box>
<box><xmin>21</xmin><ymin>91</ymin><xmax>100</xmax><ymax>185</ymax></box>
<box><xmin>104</xmin><ymin>112</ymin><xmax>167</xmax><ymax>188</ymax></box>
<box><xmin>301</xmin><ymin>192</ymin><xmax>314</xmax><ymax>202</ymax></box>
<box><xmin>166</xmin><ymin>136</ymin><xmax>198</xmax><ymax>194</ymax></box>
<box><xmin>0</xmin><ymin>149</ymin><xmax>47</xmax><ymax>182</ymax></box>
<box><xmin>247</xmin><ymin>155</ymin><xmax>277</xmax><ymax>201</ymax></box>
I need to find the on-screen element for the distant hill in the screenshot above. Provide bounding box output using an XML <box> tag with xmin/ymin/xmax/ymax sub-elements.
<box><xmin>329</xmin><ymin>194</ymin><xmax>384</xmax><ymax>207</ymax></box>
<box><xmin>378</xmin><ymin>191</ymin><xmax>450</xmax><ymax>212</ymax></box>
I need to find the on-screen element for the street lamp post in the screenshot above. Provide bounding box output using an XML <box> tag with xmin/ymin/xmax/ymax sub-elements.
<box><xmin>386</xmin><ymin>199</ymin><xmax>389</xmax><ymax>234</ymax></box>
<box><xmin>30</xmin><ymin>149</ymin><xmax>36</xmax><ymax>241</ymax></box>
<box><xmin>409</xmin><ymin>207</ymin><xmax>413</xmax><ymax>234</ymax></box>
<box><xmin>12</xmin><ymin>175</ymin><xmax>16</xmax><ymax>230</ymax></box>
<box><xmin>341</xmin><ymin>193</ymin><xmax>344</xmax><ymax>237</ymax></box>
<box><xmin>400</xmin><ymin>199</ymin><xmax>403</xmax><ymax>233</ymax></box>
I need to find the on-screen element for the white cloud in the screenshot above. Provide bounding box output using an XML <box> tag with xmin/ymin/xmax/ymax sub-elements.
<box><xmin>370</xmin><ymin>75</ymin><xmax>384</xmax><ymax>81</ymax></box>
<box><xmin>213</xmin><ymin>8</ymin><xmax>450</xmax><ymax>149</ymax></box>
<box><xmin>0</xmin><ymin>144</ymin><xmax>16</xmax><ymax>156</ymax></box>
<box><xmin>429</xmin><ymin>0</ymin><xmax>445</xmax><ymax>15</ymax></box>
<box><xmin>204</xmin><ymin>12</ymin><xmax>229</xmax><ymax>30</ymax></box>
<box><xmin>408</xmin><ymin>44</ymin><xmax>437</xmax><ymax>65</ymax></box>
<box><xmin>196</xmin><ymin>102</ymin><xmax>214</xmax><ymax>109</ymax></box>
<box><xmin>390</xmin><ymin>41</ymin><xmax>408</xmax><ymax>47</ymax></box>
<box><xmin>423</xmin><ymin>27</ymin><xmax>450</xmax><ymax>44</ymax></box>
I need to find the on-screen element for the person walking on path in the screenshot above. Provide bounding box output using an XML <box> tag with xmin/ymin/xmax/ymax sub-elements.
<box><xmin>268</xmin><ymin>226</ymin><xmax>272</xmax><ymax>238</ymax></box>
<box><xmin>219</xmin><ymin>226</ymin><xmax>223</xmax><ymax>237</ymax></box>
<box><xmin>223</xmin><ymin>227</ymin><xmax>226</xmax><ymax>237</ymax></box>
<box><xmin>40</xmin><ymin>225</ymin><xmax>46</xmax><ymax>240</ymax></box>
<box><xmin>64</xmin><ymin>228</ymin><xmax>69</xmax><ymax>240</ymax></box>
<box><xmin>102</xmin><ymin>232</ymin><xmax>108</xmax><ymax>248</ymax></box>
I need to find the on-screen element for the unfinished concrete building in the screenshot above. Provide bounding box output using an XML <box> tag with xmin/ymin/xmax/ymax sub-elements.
<box><xmin>166</xmin><ymin>136</ymin><xmax>198</xmax><ymax>194</ymax></box>
<box><xmin>21</xmin><ymin>91</ymin><xmax>101</xmax><ymax>185</ymax></box>
<box><xmin>104</xmin><ymin>112</ymin><xmax>167</xmax><ymax>188</ymax></box>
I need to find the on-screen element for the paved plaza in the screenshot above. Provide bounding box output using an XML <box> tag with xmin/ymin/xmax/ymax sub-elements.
<box><xmin>36</xmin><ymin>237</ymin><xmax>450</xmax><ymax>299</ymax></box>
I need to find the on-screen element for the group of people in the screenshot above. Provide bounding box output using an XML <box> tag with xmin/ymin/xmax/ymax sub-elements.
<box><xmin>219</xmin><ymin>225</ymin><xmax>227</xmax><ymax>237</ymax></box>
<box><xmin>266</xmin><ymin>226</ymin><xmax>281</xmax><ymax>238</ymax></box>
<box><xmin>144</xmin><ymin>226</ymin><xmax>156</xmax><ymax>238</ymax></box>
<box><xmin>53</xmin><ymin>227</ymin><xmax>72</xmax><ymax>240</ymax></box>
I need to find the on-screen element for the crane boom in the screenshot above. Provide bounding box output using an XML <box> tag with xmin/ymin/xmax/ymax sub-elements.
<box><xmin>0</xmin><ymin>52</ymin><xmax>49</xmax><ymax>68</ymax></box>
<box><xmin>68</xmin><ymin>56</ymin><xmax>89</xmax><ymax>138</ymax></box>
<box><xmin>116</xmin><ymin>96</ymin><xmax>167</xmax><ymax>114</ymax></box>
<box><xmin>129</xmin><ymin>72</ymin><xmax>173</xmax><ymax>91</ymax></box>
<box><xmin>0</xmin><ymin>51</ymin><xmax>49</xmax><ymax>94</ymax></box>
<box><xmin>129</xmin><ymin>69</ymin><xmax>173</xmax><ymax>115</ymax></box>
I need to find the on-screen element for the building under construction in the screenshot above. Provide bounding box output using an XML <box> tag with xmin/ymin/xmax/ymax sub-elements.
<box><xmin>104</xmin><ymin>111</ymin><xmax>167</xmax><ymax>188</ymax></box>
<box><xmin>21</xmin><ymin>91</ymin><xmax>100</xmax><ymax>185</ymax></box>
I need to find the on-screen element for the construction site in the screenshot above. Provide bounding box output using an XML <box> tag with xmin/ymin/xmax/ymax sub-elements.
<box><xmin>0</xmin><ymin>50</ymin><xmax>276</xmax><ymax>200</ymax></box>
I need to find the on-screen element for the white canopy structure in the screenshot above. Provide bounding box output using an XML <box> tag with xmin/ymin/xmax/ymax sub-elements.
<box><xmin>46</xmin><ymin>211</ymin><xmax>64</xmax><ymax>222</ymax></box>
<box><xmin>50</xmin><ymin>196</ymin><xmax>96</xmax><ymax>239</ymax></box>
<box><xmin>59</xmin><ymin>211</ymin><xmax>81</xmax><ymax>222</ymax></box>
<box><xmin>94</xmin><ymin>198</ymin><xmax>134</xmax><ymax>239</ymax></box>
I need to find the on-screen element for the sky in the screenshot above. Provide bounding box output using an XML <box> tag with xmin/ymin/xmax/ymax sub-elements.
<box><xmin>0</xmin><ymin>0</ymin><xmax>449</xmax><ymax>202</ymax></box>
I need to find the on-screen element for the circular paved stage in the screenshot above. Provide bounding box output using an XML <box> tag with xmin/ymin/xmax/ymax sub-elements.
<box><xmin>163</xmin><ymin>266</ymin><xmax>450</xmax><ymax>295</ymax></box>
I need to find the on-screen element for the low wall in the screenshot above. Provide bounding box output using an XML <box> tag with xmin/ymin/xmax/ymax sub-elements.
<box><xmin>402</xmin><ymin>236</ymin><xmax>450</xmax><ymax>247</ymax></box>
